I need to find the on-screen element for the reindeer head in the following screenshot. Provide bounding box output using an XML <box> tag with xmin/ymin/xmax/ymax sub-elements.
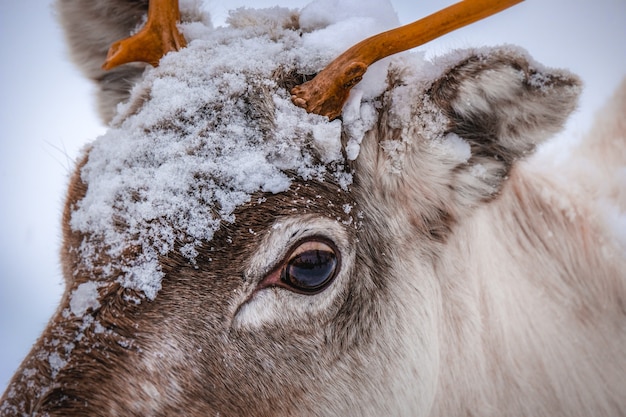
<box><xmin>1</xmin><ymin>1</ymin><xmax>583</xmax><ymax>415</ymax></box>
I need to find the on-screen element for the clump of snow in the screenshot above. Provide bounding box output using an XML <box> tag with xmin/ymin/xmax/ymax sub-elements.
<box><xmin>70</xmin><ymin>1</ymin><xmax>419</xmax><ymax>301</ymax></box>
<box><xmin>299</xmin><ymin>0</ymin><xmax>398</xmax><ymax>34</ymax></box>
<box><xmin>342</xmin><ymin>90</ymin><xmax>381</xmax><ymax>160</ymax></box>
<box><xmin>47</xmin><ymin>352</ymin><xmax>67</xmax><ymax>379</ymax></box>
<box><xmin>311</xmin><ymin>120</ymin><xmax>343</xmax><ymax>163</ymax></box>
<box><xmin>69</xmin><ymin>282</ymin><xmax>101</xmax><ymax>317</ymax></box>
<box><xmin>440</xmin><ymin>133</ymin><xmax>472</xmax><ymax>163</ymax></box>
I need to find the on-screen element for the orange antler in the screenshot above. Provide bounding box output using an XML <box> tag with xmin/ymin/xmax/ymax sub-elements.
<box><xmin>291</xmin><ymin>0</ymin><xmax>524</xmax><ymax>120</ymax></box>
<box><xmin>103</xmin><ymin>0</ymin><xmax>187</xmax><ymax>70</ymax></box>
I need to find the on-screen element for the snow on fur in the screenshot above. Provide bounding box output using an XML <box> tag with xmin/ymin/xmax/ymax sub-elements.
<box><xmin>69</xmin><ymin>1</ymin><xmax>410</xmax><ymax>301</ymax></box>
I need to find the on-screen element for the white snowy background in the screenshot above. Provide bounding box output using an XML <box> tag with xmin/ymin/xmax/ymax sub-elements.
<box><xmin>1</xmin><ymin>0</ymin><xmax>624</xmax><ymax>392</ymax></box>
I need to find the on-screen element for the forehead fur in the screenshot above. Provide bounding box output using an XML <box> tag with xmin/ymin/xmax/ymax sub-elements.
<box><xmin>69</xmin><ymin>8</ymin><xmax>361</xmax><ymax>300</ymax></box>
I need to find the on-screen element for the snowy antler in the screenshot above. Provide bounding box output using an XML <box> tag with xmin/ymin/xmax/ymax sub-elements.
<box><xmin>102</xmin><ymin>0</ymin><xmax>186</xmax><ymax>70</ymax></box>
<box><xmin>291</xmin><ymin>0</ymin><xmax>524</xmax><ymax>120</ymax></box>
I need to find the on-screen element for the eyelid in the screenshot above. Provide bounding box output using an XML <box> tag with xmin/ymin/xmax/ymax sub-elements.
<box><xmin>257</xmin><ymin>236</ymin><xmax>341</xmax><ymax>293</ymax></box>
<box><xmin>287</xmin><ymin>240</ymin><xmax>335</xmax><ymax>261</ymax></box>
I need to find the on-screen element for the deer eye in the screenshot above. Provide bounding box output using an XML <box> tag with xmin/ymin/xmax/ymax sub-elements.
<box><xmin>280</xmin><ymin>239</ymin><xmax>339</xmax><ymax>294</ymax></box>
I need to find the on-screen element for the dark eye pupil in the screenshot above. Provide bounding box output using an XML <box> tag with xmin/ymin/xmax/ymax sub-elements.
<box><xmin>283</xmin><ymin>250</ymin><xmax>337</xmax><ymax>293</ymax></box>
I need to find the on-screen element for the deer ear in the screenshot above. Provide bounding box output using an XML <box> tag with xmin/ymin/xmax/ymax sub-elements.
<box><xmin>407</xmin><ymin>47</ymin><xmax>581</xmax><ymax>207</ymax></box>
<box><xmin>56</xmin><ymin>0</ymin><xmax>151</xmax><ymax>124</ymax></box>
<box><xmin>431</xmin><ymin>48</ymin><xmax>581</xmax><ymax>167</ymax></box>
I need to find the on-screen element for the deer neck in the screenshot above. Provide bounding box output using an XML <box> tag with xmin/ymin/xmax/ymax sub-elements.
<box><xmin>430</xmin><ymin>165</ymin><xmax>626</xmax><ymax>416</ymax></box>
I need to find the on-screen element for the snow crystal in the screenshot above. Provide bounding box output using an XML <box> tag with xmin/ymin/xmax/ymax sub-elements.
<box><xmin>470</xmin><ymin>164</ymin><xmax>489</xmax><ymax>179</ymax></box>
<box><xmin>48</xmin><ymin>352</ymin><xmax>67</xmax><ymax>379</ymax></box>
<box><xmin>93</xmin><ymin>321</ymin><xmax>106</xmax><ymax>334</ymax></box>
<box><xmin>69</xmin><ymin>282</ymin><xmax>100</xmax><ymax>317</ymax></box>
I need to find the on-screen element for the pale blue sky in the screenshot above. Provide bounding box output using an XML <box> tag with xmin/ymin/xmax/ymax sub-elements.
<box><xmin>1</xmin><ymin>0</ymin><xmax>625</xmax><ymax>391</ymax></box>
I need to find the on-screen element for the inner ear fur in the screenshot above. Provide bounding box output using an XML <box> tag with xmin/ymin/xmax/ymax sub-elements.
<box><xmin>430</xmin><ymin>47</ymin><xmax>582</xmax><ymax>168</ymax></box>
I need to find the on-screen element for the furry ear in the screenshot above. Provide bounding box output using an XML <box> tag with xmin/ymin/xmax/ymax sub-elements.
<box><xmin>351</xmin><ymin>48</ymin><xmax>582</xmax><ymax>243</ymax></box>
<box><xmin>423</xmin><ymin>47</ymin><xmax>582</xmax><ymax>206</ymax></box>
<box><xmin>56</xmin><ymin>0</ymin><xmax>151</xmax><ymax>124</ymax></box>
<box><xmin>430</xmin><ymin>48</ymin><xmax>581</xmax><ymax>168</ymax></box>
<box><xmin>56</xmin><ymin>0</ymin><xmax>206</xmax><ymax>124</ymax></box>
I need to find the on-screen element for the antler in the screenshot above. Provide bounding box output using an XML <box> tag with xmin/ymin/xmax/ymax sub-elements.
<box><xmin>291</xmin><ymin>0</ymin><xmax>524</xmax><ymax>120</ymax></box>
<box><xmin>102</xmin><ymin>0</ymin><xmax>187</xmax><ymax>70</ymax></box>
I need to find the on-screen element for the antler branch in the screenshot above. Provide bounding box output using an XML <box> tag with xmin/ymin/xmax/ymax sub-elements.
<box><xmin>103</xmin><ymin>0</ymin><xmax>187</xmax><ymax>70</ymax></box>
<box><xmin>291</xmin><ymin>0</ymin><xmax>524</xmax><ymax>120</ymax></box>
